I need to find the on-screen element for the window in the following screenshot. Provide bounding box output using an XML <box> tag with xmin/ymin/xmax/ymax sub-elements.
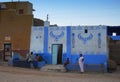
<box><xmin>85</xmin><ymin>29</ymin><xmax>88</xmax><ymax>33</ymax></box>
<box><xmin>0</xmin><ymin>4</ymin><xmax>6</xmax><ymax>10</ymax></box>
<box><xmin>112</xmin><ymin>32</ymin><xmax>116</xmax><ymax>36</ymax></box>
<box><xmin>19</xmin><ymin>9</ymin><xmax>24</xmax><ymax>14</ymax></box>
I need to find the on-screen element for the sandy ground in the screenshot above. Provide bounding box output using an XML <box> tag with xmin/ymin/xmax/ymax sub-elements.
<box><xmin>0</xmin><ymin>66</ymin><xmax>120</xmax><ymax>82</ymax></box>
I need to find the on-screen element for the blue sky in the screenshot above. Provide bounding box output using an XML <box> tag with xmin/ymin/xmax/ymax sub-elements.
<box><xmin>1</xmin><ymin>0</ymin><xmax>120</xmax><ymax>26</ymax></box>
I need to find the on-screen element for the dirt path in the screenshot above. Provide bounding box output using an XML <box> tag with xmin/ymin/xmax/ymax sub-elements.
<box><xmin>0</xmin><ymin>66</ymin><xmax>120</xmax><ymax>82</ymax></box>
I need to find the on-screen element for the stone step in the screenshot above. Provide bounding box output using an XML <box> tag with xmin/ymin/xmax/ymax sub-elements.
<box><xmin>40</xmin><ymin>64</ymin><xmax>66</xmax><ymax>72</ymax></box>
<box><xmin>0</xmin><ymin>62</ymin><xmax>8</xmax><ymax>66</ymax></box>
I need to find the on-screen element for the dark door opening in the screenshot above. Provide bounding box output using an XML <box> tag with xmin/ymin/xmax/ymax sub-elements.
<box><xmin>4</xmin><ymin>43</ymin><xmax>12</xmax><ymax>61</ymax></box>
<box><xmin>57</xmin><ymin>44</ymin><xmax>63</xmax><ymax>64</ymax></box>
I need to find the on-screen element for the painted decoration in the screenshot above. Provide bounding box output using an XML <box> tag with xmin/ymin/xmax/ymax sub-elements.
<box><xmin>98</xmin><ymin>33</ymin><xmax>101</xmax><ymax>48</ymax></box>
<box><xmin>71</xmin><ymin>26</ymin><xmax>107</xmax><ymax>55</ymax></box>
<box><xmin>48</xmin><ymin>27</ymin><xmax>67</xmax><ymax>53</ymax></box>
<box><xmin>30</xmin><ymin>26</ymin><xmax>107</xmax><ymax>56</ymax></box>
<box><xmin>78</xmin><ymin>33</ymin><xmax>93</xmax><ymax>44</ymax></box>
<box><xmin>72</xmin><ymin>33</ymin><xmax>75</xmax><ymax>48</ymax></box>
<box><xmin>50</xmin><ymin>31</ymin><xmax>64</xmax><ymax>42</ymax></box>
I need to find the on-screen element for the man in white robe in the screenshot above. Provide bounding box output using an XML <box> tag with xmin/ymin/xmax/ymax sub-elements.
<box><xmin>78</xmin><ymin>54</ymin><xmax>84</xmax><ymax>73</ymax></box>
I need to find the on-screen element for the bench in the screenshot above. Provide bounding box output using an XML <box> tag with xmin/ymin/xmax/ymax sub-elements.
<box><xmin>65</xmin><ymin>63</ymin><xmax>80</xmax><ymax>71</ymax></box>
<box><xmin>12</xmin><ymin>60</ymin><xmax>46</xmax><ymax>68</ymax></box>
<box><xmin>85</xmin><ymin>63</ymin><xmax>105</xmax><ymax>72</ymax></box>
<box><xmin>13</xmin><ymin>60</ymin><xmax>31</xmax><ymax>68</ymax></box>
<box><xmin>65</xmin><ymin>63</ymin><xmax>105</xmax><ymax>72</ymax></box>
<box><xmin>34</xmin><ymin>61</ymin><xmax>46</xmax><ymax>68</ymax></box>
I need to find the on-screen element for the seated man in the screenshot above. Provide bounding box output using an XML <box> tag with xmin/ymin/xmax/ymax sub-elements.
<box><xmin>26</xmin><ymin>52</ymin><xmax>34</xmax><ymax>62</ymax></box>
<box><xmin>35</xmin><ymin>54</ymin><xmax>44</xmax><ymax>61</ymax></box>
<box><xmin>64</xmin><ymin>58</ymin><xmax>70</xmax><ymax>71</ymax></box>
<box><xmin>64</xmin><ymin>58</ymin><xmax>70</xmax><ymax>67</ymax></box>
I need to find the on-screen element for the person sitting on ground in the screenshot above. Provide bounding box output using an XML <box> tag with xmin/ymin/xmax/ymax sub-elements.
<box><xmin>36</xmin><ymin>54</ymin><xmax>44</xmax><ymax>61</ymax></box>
<box><xmin>26</xmin><ymin>52</ymin><xmax>34</xmax><ymax>62</ymax></box>
<box><xmin>64</xmin><ymin>58</ymin><xmax>70</xmax><ymax>67</ymax></box>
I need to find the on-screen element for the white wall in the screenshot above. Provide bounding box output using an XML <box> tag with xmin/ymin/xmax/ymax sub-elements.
<box><xmin>30</xmin><ymin>26</ymin><xmax>44</xmax><ymax>53</ymax></box>
<box><xmin>71</xmin><ymin>26</ymin><xmax>107</xmax><ymax>55</ymax></box>
<box><xmin>48</xmin><ymin>26</ymin><xmax>67</xmax><ymax>53</ymax></box>
<box><xmin>30</xmin><ymin>26</ymin><xmax>107</xmax><ymax>55</ymax></box>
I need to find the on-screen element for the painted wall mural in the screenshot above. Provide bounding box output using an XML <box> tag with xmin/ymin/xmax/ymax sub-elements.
<box><xmin>50</xmin><ymin>31</ymin><xmax>64</xmax><ymax>42</ymax></box>
<box><xmin>78</xmin><ymin>33</ymin><xmax>93</xmax><ymax>44</ymax></box>
<box><xmin>71</xmin><ymin>26</ymin><xmax>107</xmax><ymax>55</ymax></box>
<box><xmin>48</xmin><ymin>27</ymin><xmax>67</xmax><ymax>53</ymax></box>
<box><xmin>30</xmin><ymin>26</ymin><xmax>107</xmax><ymax>56</ymax></box>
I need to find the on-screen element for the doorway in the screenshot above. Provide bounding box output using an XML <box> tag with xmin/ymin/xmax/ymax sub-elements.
<box><xmin>52</xmin><ymin>44</ymin><xmax>63</xmax><ymax>64</ymax></box>
<box><xmin>4</xmin><ymin>43</ymin><xmax>12</xmax><ymax>61</ymax></box>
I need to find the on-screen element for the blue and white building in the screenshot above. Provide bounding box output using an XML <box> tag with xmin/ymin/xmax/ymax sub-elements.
<box><xmin>30</xmin><ymin>22</ymin><xmax>108</xmax><ymax>71</ymax></box>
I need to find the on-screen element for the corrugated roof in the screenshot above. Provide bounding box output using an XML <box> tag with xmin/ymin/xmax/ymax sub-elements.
<box><xmin>110</xmin><ymin>36</ymin><xmax>120</xmax><ymax>40</ymax></box>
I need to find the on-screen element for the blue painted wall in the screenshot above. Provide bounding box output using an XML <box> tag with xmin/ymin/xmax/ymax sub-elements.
<box><xmin>30</xmin><ymin>26</ymin><xmax>108</xmax><ymax>71</ymax></box>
